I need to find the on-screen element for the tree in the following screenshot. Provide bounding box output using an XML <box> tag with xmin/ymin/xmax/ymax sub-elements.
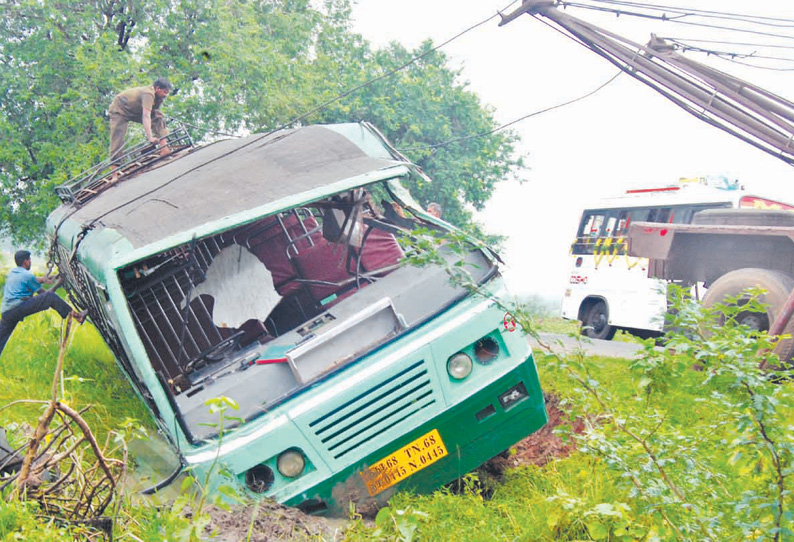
<box><xmin>0</xmin><ymin>0</ymin><xmax>522</xmax><ymax>245</ymax></box>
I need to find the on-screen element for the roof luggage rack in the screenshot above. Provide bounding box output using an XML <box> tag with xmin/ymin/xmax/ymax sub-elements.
<box><xmin>55</xmin><ymin>126</ymin><xmax>193</xmax><ymax>206</ymax></box>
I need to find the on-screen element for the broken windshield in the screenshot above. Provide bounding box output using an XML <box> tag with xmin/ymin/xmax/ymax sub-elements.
<box><xmin>115</xmin><ymin>180</ymin><xmax>497</xmax><ymax>441</ymax></box>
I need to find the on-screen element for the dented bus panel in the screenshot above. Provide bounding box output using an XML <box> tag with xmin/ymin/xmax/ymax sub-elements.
<box><xmin>45</xmin><ymin>122</ymin><xmax>546</xmax><ymax>515</ymax></box>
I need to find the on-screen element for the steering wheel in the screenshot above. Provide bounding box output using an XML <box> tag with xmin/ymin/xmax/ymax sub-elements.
<box><xmin>184</xmin><ymin>330</ymin><xmax>245</xmax><ymax>372</ymax></box>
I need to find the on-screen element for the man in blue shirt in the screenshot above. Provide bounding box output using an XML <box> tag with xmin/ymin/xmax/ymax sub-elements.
<box><xmin>0</xmin><ymin>250</ymin><xmax>87</xmax><ymax>357</ymax></box>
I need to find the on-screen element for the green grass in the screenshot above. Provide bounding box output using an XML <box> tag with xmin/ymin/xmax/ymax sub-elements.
<box><xmin>532</xmin><ymin>316</ymin><xmax>579</xmax><ymax>335</ymax></box>
<box><xmin>0</xmin><ymin>308</ymin><xmax>153</xmax><ymax>442</ymax></box>
<box><xmin>532</xmin><ymin>316</ymin><xmax>644</xmax><ymax>344</ymax></box>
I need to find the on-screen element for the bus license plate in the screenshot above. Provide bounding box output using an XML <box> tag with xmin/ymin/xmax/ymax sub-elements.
<box><xmin>361</xmin><ymin>429</ymin><xmax>448</xmax><ymax>496</ymax></box>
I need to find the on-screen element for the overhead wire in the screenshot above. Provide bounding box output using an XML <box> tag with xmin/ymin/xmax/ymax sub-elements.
<box><xmin>657</xmin><ymin>37</ymin><xmax>794</xmax><ymax>51</ymax></box>
<box><xmin>717</xmin><ymin>57</ymin><xmax>794</xmax><ymax>73</ymax></box>
<box><xmin>662</xmin><ymin>39</ymin><xmax>794</xmax><ymax>63</ymax></box>
<box><xmin>261</xmin><ymin>0</ymin><xmax>521</xmax><ymax>136</ymax></box>
<box><xmin>398</xmin><ymin>71</ymin><xmax>623</xmax><ymax>152</ymax></box>
<box><xmin>561</xmin><ymin>1</ymin><xmax>794</xmax><ymax>41</ymax></box>
<box><xmin>575</xmin><ymin>0</ymin><xmax>794</xmax><ymax>28</ymax></box>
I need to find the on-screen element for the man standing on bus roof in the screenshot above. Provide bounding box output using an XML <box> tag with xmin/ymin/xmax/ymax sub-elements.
<box><xmin>108</xmin><ymin>77</ymin><xmax>173</xmax><ymax>162</ymax></box>
<box><xmin>0</xmin><ymin>250</ymin><xmax>87</xmax><ymax>358</ymax></box>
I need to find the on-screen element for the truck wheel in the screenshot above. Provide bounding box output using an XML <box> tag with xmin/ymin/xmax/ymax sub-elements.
<box><xmin>702</xmin><ymin>268</ymin><xmax>794</xmax><ymax>361</ymax></box>
<box><xmin>581</xmin><ymin>300</ymin><xmax>616</xmax><ymax>340</ymax></box>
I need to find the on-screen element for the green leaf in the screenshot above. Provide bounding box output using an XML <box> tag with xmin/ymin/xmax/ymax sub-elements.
<box><xmin>586</xmin><ymin>520</ymin><xmax>609</xmax><ymax>540</ymax></box>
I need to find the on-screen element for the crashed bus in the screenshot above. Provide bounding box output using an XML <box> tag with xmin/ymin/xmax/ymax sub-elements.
<box><xmin>45</xmin><ymin>122</ymin><xmax>547</xmax><ymax>515</ymax></box>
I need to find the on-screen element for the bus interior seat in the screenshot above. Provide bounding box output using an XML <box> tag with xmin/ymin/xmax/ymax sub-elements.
<box><xmin>358</xmin><ymin>224</ymin><xmax>404</xmax><ymax>274</ymax></box>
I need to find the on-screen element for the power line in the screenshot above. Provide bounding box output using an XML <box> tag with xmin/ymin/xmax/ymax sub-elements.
<box><xmin>664</xmin><ymin>39</ymin><xmax>794</xmax><ymax>63</ymax></box>
<box><xmin>270</xmin><ymin>0</ymin><xmax>521</xmax><ymax>132</ymax></box>
<box><xmin>719</xmin><ymin>56</ymin><xmax>794</xmax><ymax>72</ymax></box>
<box><xmin>658</xmin><ymin>37</ymin><xmax>794</xmax><ymax>51</ymax></box>
<box><xmin>398</xmin><ymin>71</ymin><xmax>623</xmax><ymax>152</ymax></box>
<box><xmin>178</xmin><ymin>1</ymin><xmax>520</xmax><ymax>148</ymax></box>
<box><xmin>577</xmin><ymin>0</ymin><xmax>794</xmax><ymax>28</ymax></box>
<box><xmin>561</xmin><ymin>1</ymin><xmax>794</xmax><ymax>41</ymax></box>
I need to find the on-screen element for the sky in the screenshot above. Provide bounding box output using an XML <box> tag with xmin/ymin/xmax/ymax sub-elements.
<box><xmin>350</xmin><ymin>0</ymin><xmax>794</xmax><ymax>302</ymax></box>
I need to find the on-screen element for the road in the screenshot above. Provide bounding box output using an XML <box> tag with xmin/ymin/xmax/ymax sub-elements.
<box><xmin>529</xmin><ymin>332</ymin><xmax>652</xmax><ymax>360</ymax></box>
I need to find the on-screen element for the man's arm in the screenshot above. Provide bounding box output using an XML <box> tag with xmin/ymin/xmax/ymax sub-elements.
<box><xmin>33</xmin><ymin>274</ymin><xmax>58</xmax><ymax>293</ymax></box>
<box><xmin>140</xmin><ymin>90</ymin><xmax>159</xmax><ymax>144</ymax></box>
<box><xmin>142</xmin><ymin>108</ymin><xmax>158</xmax><ymax>144</ymax></box>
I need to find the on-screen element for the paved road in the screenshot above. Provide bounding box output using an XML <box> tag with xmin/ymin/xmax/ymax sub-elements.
<box><xmin>529</xmin><ymin>332</ymin><xmax>652</xmax><ymax>359</ymax></box>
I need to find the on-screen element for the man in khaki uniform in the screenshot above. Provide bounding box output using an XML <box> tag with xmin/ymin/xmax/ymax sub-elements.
<box><xmin>109</xmin><ymin>77</ymin><xmax>173</xmax><ymax>161</ymax></box>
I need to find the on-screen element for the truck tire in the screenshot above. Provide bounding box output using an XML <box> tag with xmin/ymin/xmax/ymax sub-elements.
<box><xmin>693</xmin><ymin>208</ymin><xmax>794</xmax><ymax>227</ymax></box>
<box><xmin>581</xmin><ymin>300</ymin><xmax>617</xmax><ymax>341</ymax></box>
<box><xmin>701</xmin><ymin>268</ymin><xmax>794</xmax><ymax>361</ymax></box>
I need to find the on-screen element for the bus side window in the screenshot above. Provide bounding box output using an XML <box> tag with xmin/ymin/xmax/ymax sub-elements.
<box><xmin>604</xmin><ymin>216</ymin><xmax>617</xmax><ymax>237</ymax></box>
<box><xmin>612</xmin><ymin>211</ymin><xmax>631</xmax><ymax>255</ymax></box>
<box><xmin>573</xmin><ymin>212</ymin><xmax>606</xmax><ymax>254</ymax></box>
<box><xmin>615</xmin><ymin>211</ymin><xmax>630</xmax><ymax>236</ymax></box>
<box><xmin>647</xmin><ymin>207</ymin><xmax>672</xmax><ymax>223</ymax></box>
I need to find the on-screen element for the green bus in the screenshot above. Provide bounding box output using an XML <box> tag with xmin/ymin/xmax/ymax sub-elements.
<box><xmin>46</xmin><ymin>122</ymin><xmax>547</xmax><ymax>515</ymax></box>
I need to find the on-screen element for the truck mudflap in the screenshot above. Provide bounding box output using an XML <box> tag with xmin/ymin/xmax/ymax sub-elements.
<box><xmin>284</xmin><ymin>357</ymin><xmax>547</xmax><ymax>516</ymax></box>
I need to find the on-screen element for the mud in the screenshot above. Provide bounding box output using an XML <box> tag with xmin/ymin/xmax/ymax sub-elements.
<box><xmin>203</xmin><ymin>500</ymin><xmax>349</xmax><ymax>541</ymax></box>
<box><xmin>202</xmin><ymin>393</ymin><xmax>577</xmax><ymax>541</ymax></box>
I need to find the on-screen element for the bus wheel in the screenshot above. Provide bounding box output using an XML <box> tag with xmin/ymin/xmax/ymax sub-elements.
<box><xmin>581</xmin><ymin>300</ymin><xmax>616</xmax><ymax>340</ymax></box>
<box><xmin>702</xmin><ymin>268</ymin><xmax>794</xmax><ymax>362</ymax></box>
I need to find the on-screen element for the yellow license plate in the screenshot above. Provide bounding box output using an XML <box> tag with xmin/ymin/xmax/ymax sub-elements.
<box><xmin>361</xmin><ymin>429</ymin><xmax>448</xmax><ymax>496</ymax></box>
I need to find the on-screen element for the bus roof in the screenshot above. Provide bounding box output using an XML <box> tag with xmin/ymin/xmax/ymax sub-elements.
<box><xmin>587</xmin><ymin>181</ymin><xmax>787</xmax><ymax>211</ymax></box>
<box><xmin>47</xmin><ymin>123</ymin><xmax>409</xmax><ymax>254</ymax></box>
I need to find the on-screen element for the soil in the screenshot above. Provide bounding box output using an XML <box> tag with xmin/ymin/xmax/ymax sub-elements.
<box><xmin>481</xmin><ymin>393</ymin><xmax>583</xmax><ymax>475</ymax></box>
<box><xmin>203</xmin><ymin>500</ymin><xmax>349</xmax><ymax>541</ymax></box>
<box><xmin>202</xmin><ymin>393</ymin><xmax>577</xmax><ymax>541</ymax></box>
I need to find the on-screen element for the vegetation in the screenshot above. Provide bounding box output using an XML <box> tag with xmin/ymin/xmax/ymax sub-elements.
<box><xmin>0</xmin><ymin>0</ymin><xmax>521</xmax><ymax>246</ymax></box>
<box><xmin>342</xmin><ymin>286</ymin><xmax>794</xmax><ymax>541</ymax></box>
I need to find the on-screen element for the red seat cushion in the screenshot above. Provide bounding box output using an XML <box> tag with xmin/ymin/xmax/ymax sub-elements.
<box><xmin>360</xmin><ymin>227</ymin><xmax>403</xmax><ymax>273</ymax></box>
<box><xmin>292</xmin><ymin>241</ymin><xmax>352</xmax><ymax>301</ymax></box>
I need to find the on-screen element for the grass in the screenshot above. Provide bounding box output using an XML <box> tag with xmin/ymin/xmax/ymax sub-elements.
<box><xmin>0</xmin><ymin>308</ymin><xmax>153</xmax><ymax>443</ymax></box>
<box><xmin>533</xmin><ymin>316</ymin><xmax>645</xmax><ymax>344</ymax></box>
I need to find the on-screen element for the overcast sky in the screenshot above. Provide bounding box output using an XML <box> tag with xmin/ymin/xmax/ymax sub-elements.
<box><xmin>351</xmin><ymin>1</ymin><xmax>794</xmax><ymax>301</ymax></box>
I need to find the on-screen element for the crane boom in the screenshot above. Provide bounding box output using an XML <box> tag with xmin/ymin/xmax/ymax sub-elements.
<box><xmin>500</xmin><ymin>0</ymin><xmax>794</xmax><ymax>166</ymax></box>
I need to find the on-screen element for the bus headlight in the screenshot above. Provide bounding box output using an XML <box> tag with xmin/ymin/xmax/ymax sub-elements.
<box><xmin>447</xmin><ymin>352</ymin><xmax>473</xmax><ymax>380</ymax></box>
<box><xmin>277</xmin><ymin>449</ymin><xmax>306</xmax><ymax>478</ymax></box>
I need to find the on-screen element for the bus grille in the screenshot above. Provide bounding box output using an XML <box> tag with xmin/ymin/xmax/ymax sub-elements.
<box><xmin>308</xmin><ymin>360</ymin><xmax>436</xmax><ymax>460</ymax></box>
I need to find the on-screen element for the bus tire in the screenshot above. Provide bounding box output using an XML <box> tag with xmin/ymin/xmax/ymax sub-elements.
<box><xmin>581</xmin><ymin>300</ymin><xmax>616</xmax><ymax>341</ymax></box>
<box><xmin>701</xmin><ymin>268</ymin><xmax>794</xmax><ymax>362</ymax></box>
